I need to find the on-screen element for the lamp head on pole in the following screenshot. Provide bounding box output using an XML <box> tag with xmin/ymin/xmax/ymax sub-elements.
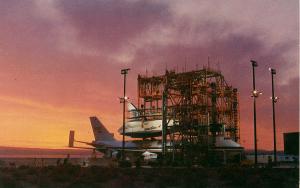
<box><xmin>121</xmin><ymin>68</ymin><xmax>130</xmax><ymax>75</ymax></box>
<box><xmin>269</xmin><ymin>67</ymin><xmax>276</xmax><ymax>74</ymax></box>
<box><xmin>270</xmin><ymin>96</ymin><xmax>279</xmax><ymax>103</ymax></box>
<box><xmin>252</xmin><ymin>90</ymin><xmax>263</xmax><ymax>98</ymax></box>
<box><xmin>251</xmin><ymin>60</ymin><xmax>258</xmax><ymax>67</ymax></box>
<box><xmin>119</xmin><ymin>96</ymin><xmax>129</xmax><ymax>103</ymax></box>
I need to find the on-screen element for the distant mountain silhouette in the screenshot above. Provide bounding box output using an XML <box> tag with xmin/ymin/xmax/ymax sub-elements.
<box><xmin>0</xmin><ymin>146</ymin><xmax>99</xmax><ymax>158</ymax></box>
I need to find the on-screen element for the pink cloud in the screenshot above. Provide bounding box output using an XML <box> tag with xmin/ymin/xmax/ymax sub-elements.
<box><xmin>0</xmin><ymin>0</ymin><xmax>297</xmax><ymax>149</ymax></box>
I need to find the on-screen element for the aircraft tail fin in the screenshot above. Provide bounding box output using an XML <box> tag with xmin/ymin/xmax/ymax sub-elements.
<box><xmin>127</xmin><ymin>102</ymin><xmax>140</xmax><ymax>118</ymax></box>
<box><xmin>89</xmin><ymin>117</ymin><xmax>115</xmax><ymax>141</ymax></box>
<box><xmin>68</xmin><ymin>130</ymin><xmax>75</xmax><ymax>147</ymax></box>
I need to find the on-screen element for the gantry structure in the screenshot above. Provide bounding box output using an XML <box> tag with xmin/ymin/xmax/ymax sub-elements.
<box><xmin>137</xmin><ymin>67</ymin><xmax>240</xmax><ymax>161</ymax></box>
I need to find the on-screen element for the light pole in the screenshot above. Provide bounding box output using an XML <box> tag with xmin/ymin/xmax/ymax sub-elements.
<box><xmin>251</xmin><ymin>60</ymin><xmax>262</xmax><ymax>165</ymax></box>
<box><xmin>121</xmin><ymin>68</ymin><xmax>130</xmax><ymax>161</ymax></box>
<box><xmin>269</xmin><ymin>68</ymin><xmax>278</xmax><ymax>164</ymax></box>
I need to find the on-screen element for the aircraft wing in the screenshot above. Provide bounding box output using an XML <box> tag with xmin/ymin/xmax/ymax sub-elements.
<box><xmin>69</xmin><ymin>146</ymin><xmax>95</xmax><ymax>150</ymax></box>
<box><xmin>74</xmin><ymin>140</ymin><xmax>94</xmax><ymax>146</ymax></box>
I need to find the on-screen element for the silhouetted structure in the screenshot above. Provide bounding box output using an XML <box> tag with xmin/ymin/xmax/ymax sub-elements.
<box><xmin>284</xmin><ymin>132</ymin><xmax>299</xmax><ymax>156</ymax></box>
<box><xmin>121</xmin><ymin>68</ymin><xmax>130</xmax><ymax>161</ymax></box>
<box><xmin>137</xmin><ymin>67</ymin><xmax>242</xmax><ymax>164</ymax></box>
<box><xmin>251</xmin><ymin>60</ymin><xmax>259</xmax><ymax>165</ymax></box>
<box><xmin>269</xmin><ymin>68</ymin><xmax>278</xmax><ymax>163</ymax></box>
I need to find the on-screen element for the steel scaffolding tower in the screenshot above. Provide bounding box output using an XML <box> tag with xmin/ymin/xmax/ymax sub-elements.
<box><xmin>137</xmin><ymin>67</ymin><xmax>240</xmax><ymax>162</ymax></box>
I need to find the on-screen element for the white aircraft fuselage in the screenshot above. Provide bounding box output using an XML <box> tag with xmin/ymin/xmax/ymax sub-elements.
<box><xmin>81</xmin><ymin>116</ymin><xmax>169</xmax><ymax>154</ymax></box>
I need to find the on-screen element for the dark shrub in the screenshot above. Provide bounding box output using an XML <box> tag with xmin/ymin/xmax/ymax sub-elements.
<box><xmin>0</xmin><ymin>174</ymin><xmax>17</xmax><ymax>188</ymax></box>
<box><xmin>118</xmin><ymin>160</ymin><xmax>132</xmax><ymax>168</ymax></box>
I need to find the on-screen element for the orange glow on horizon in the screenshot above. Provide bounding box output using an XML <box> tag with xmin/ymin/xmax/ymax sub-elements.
<box><xmin>0</xmin><ymin>94</ymin><xmax>123</xmax><ymax>149</ymax></box>
<box><xmin>0</xmin><ymin>92</ymin><xmax>292</xmax><ymax>150</ymax></box>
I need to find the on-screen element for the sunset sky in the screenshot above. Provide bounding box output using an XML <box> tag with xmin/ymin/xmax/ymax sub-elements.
<box><xmin>0</xmin><ymin>0</ymin><xmax>298</xmax><ymax>150</ymax></box>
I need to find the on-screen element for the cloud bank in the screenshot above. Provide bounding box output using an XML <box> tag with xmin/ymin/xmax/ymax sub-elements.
<box><xmin>0</xmin><ymin>0</ymin><xmax>298</xmax><ymax>149</ymax></box>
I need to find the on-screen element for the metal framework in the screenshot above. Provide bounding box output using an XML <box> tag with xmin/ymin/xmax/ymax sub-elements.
<box><xmin>137</xmin><ymin>67</ymin><xmax>240</xmax><ymax>162</ymax></box>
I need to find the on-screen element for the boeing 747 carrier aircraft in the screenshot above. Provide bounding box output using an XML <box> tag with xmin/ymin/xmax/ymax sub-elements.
<box><xmin>69</xmin><ymin>116</ymin><xmax>168</xmax><ymax>157</ymax></box>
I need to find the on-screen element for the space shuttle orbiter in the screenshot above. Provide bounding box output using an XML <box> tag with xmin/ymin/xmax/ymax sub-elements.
<box><xmin>117</xmin><ymin>102</ymin><xmax>174</xmax><ymax>138</ymax></box>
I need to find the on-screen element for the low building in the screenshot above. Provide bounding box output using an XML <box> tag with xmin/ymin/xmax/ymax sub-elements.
<box><xmin>284</xmin><ymin>132</ymin><xmax>299</xmax><ymax>156</ymax></box>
